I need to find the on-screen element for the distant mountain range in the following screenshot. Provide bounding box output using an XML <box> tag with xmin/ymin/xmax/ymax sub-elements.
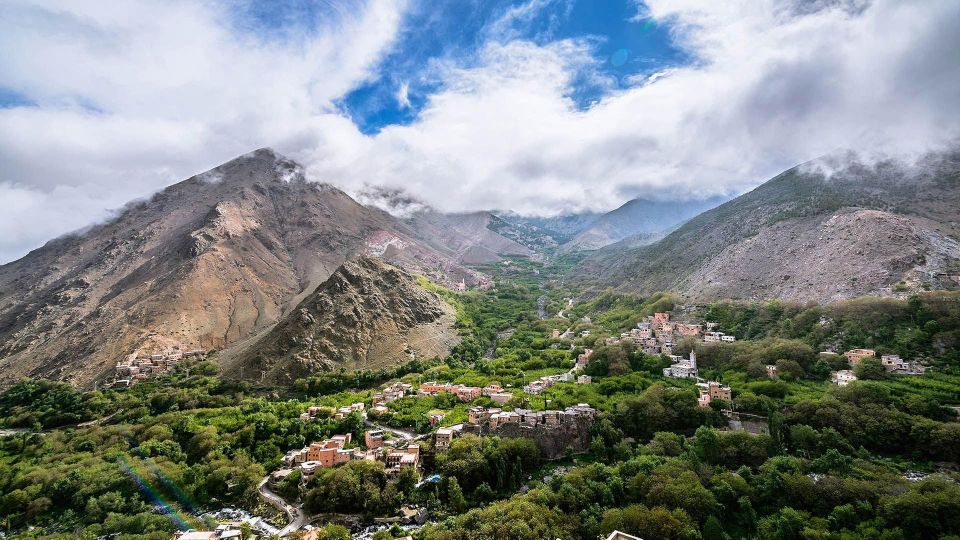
<box><xmin>569</xmin><ymin>150</ymin><xmax>960</xmax><ymax>302</ymax></box>
<box><xmin>2</xmin><ymin>146</ymin><xmax>958</xmax><ymax>388</ymax></box>
<box><xmin>560</xmin><ymin>196</ymin><xmax>727</xmax><ymax>251</ymax></box>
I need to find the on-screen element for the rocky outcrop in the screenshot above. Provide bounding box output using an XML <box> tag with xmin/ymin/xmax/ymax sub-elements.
<box><xmin>226</xmin><ymin>256</ymin><xmax>460</xmax><ymax>384</ymax></box>
<box><xmin>461</xmin><ymin>417</ymin><xmax>593</xmax><ymax>459</ymax></box>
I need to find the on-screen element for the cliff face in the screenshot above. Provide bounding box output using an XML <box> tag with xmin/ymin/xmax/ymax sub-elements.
<box><xmin>461</xmin><ymin>417</ymin><xmax>593</xmax><ymax>459</ymax></box>
<box><xmin>0</xmin><ymin>149</ymin><xmax>466</xmax><ymax>387</ymax></box>
<box><xmin>570</xmin><ymin>150</ymin><xmax>960</xmax><ymax>303</ymax></box>
<box><xmin>226</xmin><ymin>256</ymin><xmax>460</xmax><ymax>384</ymax></box>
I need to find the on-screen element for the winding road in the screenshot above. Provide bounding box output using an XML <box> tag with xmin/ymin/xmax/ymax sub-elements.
<box><xmin>257</xmin><ymin>478</ymin><xmax>304</xmax><ymax>536</ymax></box>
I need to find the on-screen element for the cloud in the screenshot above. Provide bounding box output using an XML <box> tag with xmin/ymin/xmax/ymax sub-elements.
<box><xmin>306</xmin><ymin>0</ymin><xmax>959</xmax><ymax>217</ymax></box>
<box><xmin>1</xmin><ymin>0</ymin><xmax>958</xmax><ymax>263</ymax></box>
<box><xmin>395</xmin><ymin>81</ymin><xmax>412</xmax><ymax>109</ymax></box>
<box><xmin>0</xmin><ymin>0</ymin><xmax>406</xmax><ymax>262</ymax></box>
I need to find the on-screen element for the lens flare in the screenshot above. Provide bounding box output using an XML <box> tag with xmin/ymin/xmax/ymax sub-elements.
<box><xmin>118</xmin><ymin>454</ymin><xmax>202</xmax><ymax>530</ymax></box>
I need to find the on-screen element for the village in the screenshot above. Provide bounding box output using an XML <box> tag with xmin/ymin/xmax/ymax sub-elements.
<box><xmin>113</xmin><ymin>346</ymin><xmax>206</xmax><ymax>387</ymax></box>
<box><xmin>175</xmin><ymin>307</ymin><xmax>935</xmax><ymax>539</ymax></box>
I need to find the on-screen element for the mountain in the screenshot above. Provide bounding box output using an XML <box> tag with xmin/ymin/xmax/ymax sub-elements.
<box><xmin>569</xmin><ymin>150</ymin><xmax>960</xmax><ymax>303</ymax></box>
<box><xmin>356</xmin><ymin>186</ymin><xmax>536</xmax><ymax>262</ymax></box>
<box><xmin>561</xmin><ymin>196</ymin><xmax>725</xmax><ymax>251</ymax></box>
<box><xmin>494</xmin><ymin>212</ymin><xmax>602</xmax><ymax>246</ymax></box>
<box><xmin>223</xmin><ymin>256</ymin><xmax>459</xmax><ymax>384</ymax></box>
<box><xmin>404</xmin><ymin>210</ymin><xmax>533</xmax><ymax>264</ymax></box>
<box><xmin>0</xmin><ymin>149</ymin><xmax>475</xmax><ymax>388</ymax></box>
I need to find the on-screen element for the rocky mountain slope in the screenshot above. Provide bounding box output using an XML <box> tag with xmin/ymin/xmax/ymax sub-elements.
<box><xmin>496</xmin><ymin>212</ymin><xmax>601</xmax><ymax>245</ymax></box>
<box><xmin>561</xmin><ymin>196</ymin><xmax>725</xmax><ymax>251</ymax></box>
<box><xmin>569</xmin><ymin>150</ymin><xmax>960</xmax><ymax>302</ymax></box>
<box><xmin>356</xmin><ymin>186</ymin><xmax>536</xmax><ymax>262</ymax></box>
<box><xmin>0</xmin><ymin>149</ymin><xmax>474</xmax><ymax>387</ymax></box>
<box><xmin>224</xmin><ymin>256</ymin><xmax>459</xmax><ymax>384</ymax></box>
<box><xmin>405</xmin><ymin>210</ymin><xmax>533</xmax><ymax>265</ymax></box>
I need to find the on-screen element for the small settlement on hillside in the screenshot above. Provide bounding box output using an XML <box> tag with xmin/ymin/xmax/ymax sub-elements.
<box><xmin>113</xmin><ymin>346</ymin><xmax>205</xmax><ymax>387</ymax></box>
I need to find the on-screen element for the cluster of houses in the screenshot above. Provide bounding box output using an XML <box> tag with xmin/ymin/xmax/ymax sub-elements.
<box><xmin>828</xmin><ymin>348</ymin><xmax>927</xmax><ymax>385</ymax></box>
<box><xmin>660</xmin><ymin>351</ymin><xmax>733</xmax><ymax>410</ymax></box>
<box><xmin>113</xmin><ymin>347</ymin><xmax>204</xmax><ymax>387</ymax></box>
<box><xmin>298</xmin><ymin>402</ymin><xmax>365</xmax><ymax>422</ymax></box>
<box><xmin>523</xmin><ymin>372</ymin><xmax>574</xmax><ymax>394</ymax></box>
<box><xmin>418</xmin><ymin>382</ymin><xmax>482</xmax><ymax>401</ymax></box>
<box><xmin>603</xmin><ymin>312</ymin><xmax>735</xmax><ymax>357</ymax></box>
<box><xmin>374</xmin><ymin>382</ymin><xmax>413</xmax><ymax>404</ymax></box>
<box><xmin>434</xmin><ymin>403</ymin><xmax>597</xmax><ymax>450</ymax></box>
<box><xmin>829</xmin><ymin>349</ymin><xmax>927</xmax><ymax>385</ymax></box>
<box><xmin>280</xmin><ymin>431</ymin><xmax>421</xmax><ymax>478</ymax></box>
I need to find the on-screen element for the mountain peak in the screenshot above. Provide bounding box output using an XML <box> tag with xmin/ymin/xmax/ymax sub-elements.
<box><xmin>189</xmin><ymin>147</ymin><xmax>306</xmax><ymax>186</ymax></box>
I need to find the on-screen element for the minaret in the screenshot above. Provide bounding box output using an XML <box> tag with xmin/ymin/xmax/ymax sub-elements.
<box><xmin>690</xmin><ymin>351</ymin><xmax>697</xmax><ymax>369</ymax></box>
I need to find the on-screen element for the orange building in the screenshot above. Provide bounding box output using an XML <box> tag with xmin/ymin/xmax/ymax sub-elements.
<box><xmin>844</xmin><ymin>349</ymin><xmax>876</xmax><ymax>366</ymax></box>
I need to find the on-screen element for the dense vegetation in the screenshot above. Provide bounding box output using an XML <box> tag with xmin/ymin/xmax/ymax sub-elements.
<box><xmin>701</xmin><ymin>292</ymin><xmax>960</xmax><ymax>367</ymax></box>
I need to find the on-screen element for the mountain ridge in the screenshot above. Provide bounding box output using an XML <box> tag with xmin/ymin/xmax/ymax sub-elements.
<box><xmin>568</xmin><ymin>150</ymin><xmax>960</xmax><ymax>303</ymax></box>
<box><xmin>560</xmin><ymin>196</ymin><xmax>726</xmax><ymax>251</ymax></box>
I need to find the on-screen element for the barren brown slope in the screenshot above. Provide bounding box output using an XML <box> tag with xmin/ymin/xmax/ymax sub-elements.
<box><xmin>569</xmin><ymin>150</ymin><xmax>960</xmax><ymax>303</ymax></box>
<box><xmin>0</xmin><ymin>149</ymin><xmax>466</xmax><ymax>388</ymax></box>
<box><xmin>226</xmin><ymin>256</ymin><xmax>459</xmax><ymax>385</ymax></box>
<box><xmin>405</xmin><ymin>210</ymin><xmax>533</xmax><ymax>264</ymax></box>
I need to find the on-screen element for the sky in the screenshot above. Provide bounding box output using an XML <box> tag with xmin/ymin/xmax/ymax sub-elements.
<box><xmin>0</xmin><ymin>0</ymin><xmax>958</xmax><ymax>263</ymax></box>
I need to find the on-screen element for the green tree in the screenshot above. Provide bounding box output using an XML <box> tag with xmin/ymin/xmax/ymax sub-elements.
<box><xmin>853</xmin><ymin>358</ymin><xmax>886</xmax><ymax>380</ymax></box>
<box><xmin>703</xmin><ymin>515</ymin><xmax>726</xmax><ymax>540</ymax></box>
<box><xmin>447</xmin><ymin>477</ymin><xmax>467</xmax><ymax>513</ymax></box>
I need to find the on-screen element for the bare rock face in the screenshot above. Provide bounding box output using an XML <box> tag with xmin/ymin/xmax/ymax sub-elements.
<box><xmin>227</xmin><ymin>256</ymin><xmax>460</xmax><ymax>384</ymax></box>
<box><xmin>404</xmin><ymin>210</ymin><xmax>533</xmax><ymax>264</ymax></box>
<box><xmin>570</xmin><ymin>149</ymin><xmax>960</xmax><ymax>303</ymax></box>
<box><xmin>0</xmin><ymin>149</ymin><xmax>465</xmax><ymax>388</ymax></box>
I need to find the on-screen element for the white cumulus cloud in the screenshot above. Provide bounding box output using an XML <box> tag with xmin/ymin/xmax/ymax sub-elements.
<box><xmin>0</xmin><ymin>0</ymin><xmax>958</xmax><ymax>263</ymax></box>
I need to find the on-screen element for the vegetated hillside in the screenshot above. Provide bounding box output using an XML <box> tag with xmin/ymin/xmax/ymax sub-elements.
<box><xmin>225</xmin><ymin>256</ymin><xmax>460</xmax><ymax>384</ymax></box>
<box><xmin>0</xmin><ymin>149</ymin><xmax>473</xmax><ymax>388</ymax></box>
<box><xmin>561</xmin><ymin>196</ymin><xmax>725</xmax><ymax>251</ymax></box>
<box><xmin>405</xmin><ymin>210</ymin><xmax>533</xmax><ymax>264</ymax></box>
<box><xmin>570</xmin><ymin>150</ymin><xmax>960</xmax><ymax>303</ymax></box>
<box><xmin>697</xmin><ymin>291</ymin><xmax>960</xmax><ymax>367</ymax></box>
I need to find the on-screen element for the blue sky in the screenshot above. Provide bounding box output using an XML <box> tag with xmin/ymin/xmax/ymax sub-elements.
<box><xmin>0</xmin><ymin>0</ymin><xmax>957</xmax><ymax>263</ymax></box>
<box><xmin>337</xmin><ymin>0</ymin><xmax>689</xmax><ymax>133</ymax></box>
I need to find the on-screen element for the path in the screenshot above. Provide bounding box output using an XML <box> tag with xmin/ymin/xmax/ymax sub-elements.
<box><xmin>257</xmin><ymin>478</ymin><xmax>304</xmax><ymax>536</ymax></box>
<box><xmin>77</xmin><ymin>408</ymin><xmax>123</xmax><ymax>427</ymax></box>
<box><xmin>537</xmin><ymin>295</ymin><xmax>548</xmax><ymax>320</ymax></box>
<box><xmin>364</xmin><ymin>419</ymin><xmax>428</xmax><ymax>441</ymax></box>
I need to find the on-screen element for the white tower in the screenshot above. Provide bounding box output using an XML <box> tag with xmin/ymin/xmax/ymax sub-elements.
<box><xmin>689</xmin><ymin>351</ymin><xmax>697</xmax><ymax>369</ymax></box>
